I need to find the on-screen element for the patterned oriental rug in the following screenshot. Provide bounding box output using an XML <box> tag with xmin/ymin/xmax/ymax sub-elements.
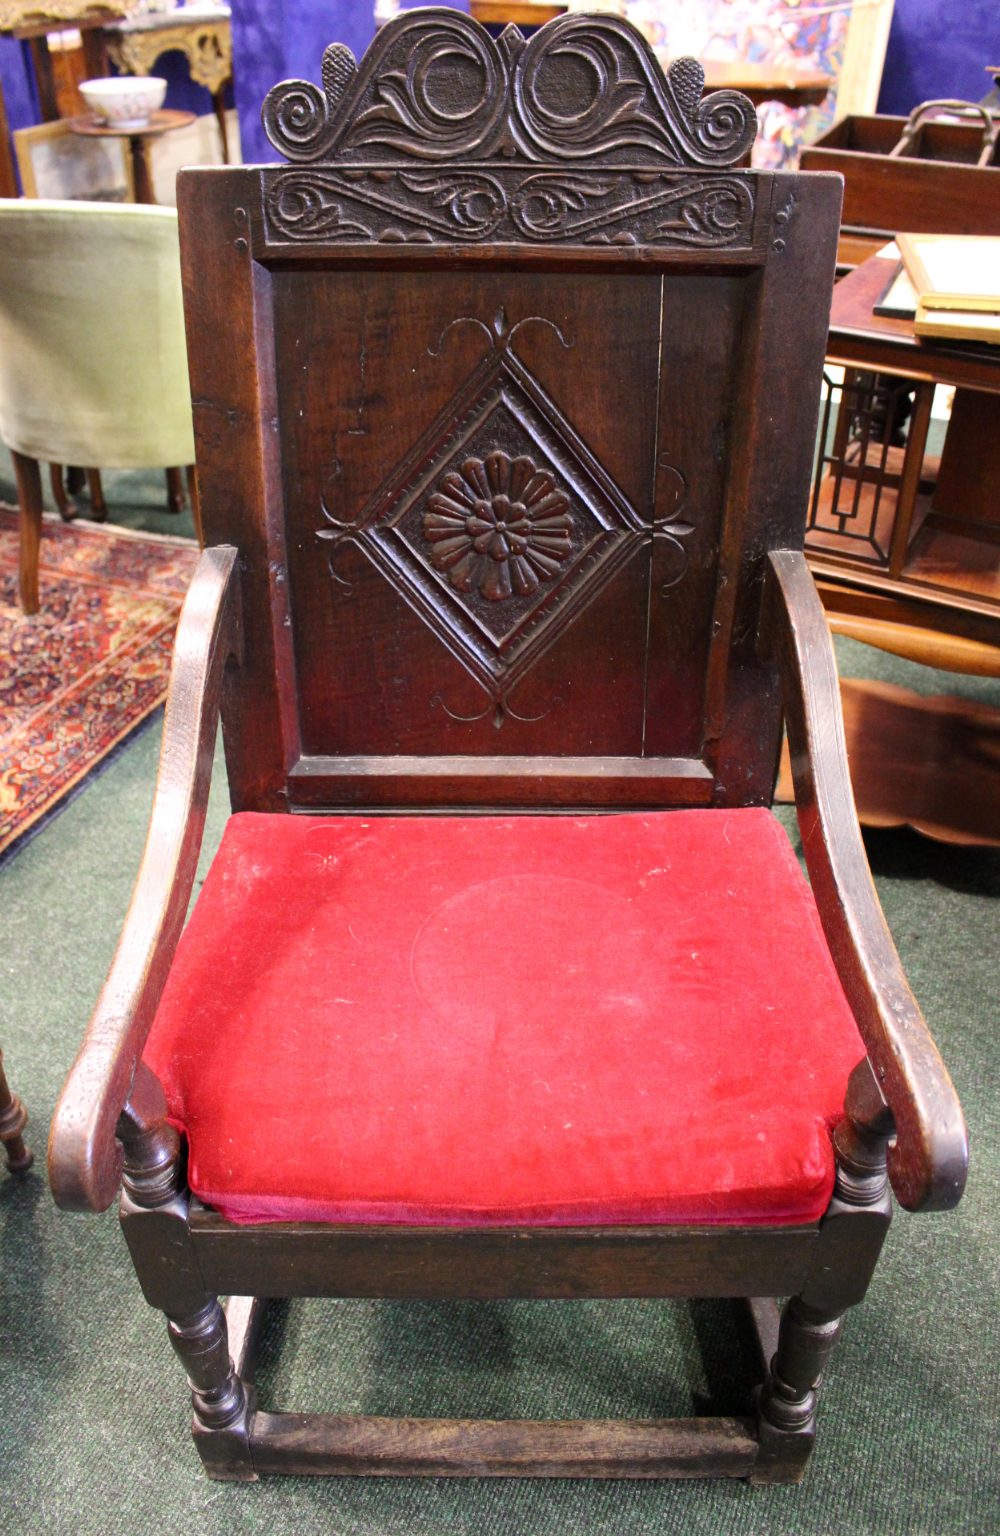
<box><xmin>0</xmin><ymin>508</ymin><xmax>197</xmax><ymax>862</ymax></box>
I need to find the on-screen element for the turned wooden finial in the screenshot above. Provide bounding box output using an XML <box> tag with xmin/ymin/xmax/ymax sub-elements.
<box><xmin>116</xmin><ymin>1059</ymin><xmax>183</xmax><ymax>1208</ymax></box>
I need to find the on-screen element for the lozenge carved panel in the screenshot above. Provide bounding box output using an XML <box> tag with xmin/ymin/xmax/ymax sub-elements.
<box><xmin>315</xmin><ymin>305</ymin><xmax>650</xmax><ymax>724</ymax></box>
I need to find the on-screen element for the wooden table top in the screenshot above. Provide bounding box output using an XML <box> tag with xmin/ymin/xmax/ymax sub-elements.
<box><xmin>701</xmin><ymin>59</ymin><xmax>831</xmax><ymax>107</ymax></box>
<box><xmin>68</xmin><ymin>108</ymin><xmax>196</xmax><ymax>141</ymax></box>
<box><xmin>828</xmin><ymin>253</ymin><xmax>1000</xmax><ymax>394</ymax></box>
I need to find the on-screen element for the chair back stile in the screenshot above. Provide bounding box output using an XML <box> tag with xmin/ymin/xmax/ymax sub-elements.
<box><xmin>177</xmin><ymin>10</ymin><xmax>841</xmax><ymax>815</ymax></box>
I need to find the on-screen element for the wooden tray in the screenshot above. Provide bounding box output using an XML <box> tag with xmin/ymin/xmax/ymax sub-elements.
<box><xmin>801</xmin><ymin>113</ymin><xmax>1000</xmax><ymax>241</ymax></box>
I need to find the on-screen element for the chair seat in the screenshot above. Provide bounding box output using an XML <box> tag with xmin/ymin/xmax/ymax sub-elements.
<box><xmin>143</xmin><ymin>809</ymin><xmax>866</xmax><ymax>1227</ymax></box>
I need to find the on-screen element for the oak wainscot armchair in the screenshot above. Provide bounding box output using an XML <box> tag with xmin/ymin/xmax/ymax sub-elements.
<box><xmin>49</xmin><ymin>9</ymin><xmax>967</xmax><ymax>1484</ymax></box>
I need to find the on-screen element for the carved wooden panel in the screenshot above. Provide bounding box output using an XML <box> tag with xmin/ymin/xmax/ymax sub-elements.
<box><xmin>178</xmin><ymin>10</ymin><xmax>844</xmax><ymax>809</ymax></box>
<box><xmin>261</xmin><ymin>12</ymin><xmax>757</xmax><ymax>170</ymax></box>
<box><xmin>274</xmin><ymin>266</ymin><xmax>741</xmax><ymax>757</ymax></box>
<box><xmin>255</xmin><ymin>11</ymin><xmax>761</xmax><ymax>257</ymax></box>
<box><xmin>261</xmin><ymin>168</ymin><xmax>758</xmax><ymax>251</ymax></box>
<box><xmin>313</xmin><ymin>301</ymin><xmax>650</xmax><ymax>728</ymax></box>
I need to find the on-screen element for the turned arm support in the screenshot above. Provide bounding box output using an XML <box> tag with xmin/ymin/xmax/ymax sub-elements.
<box><xmin>48</xmin><ymin>544</ymin><xmax>242</xmax><ymax>1213</ymax></box>
<box><xmin>765</xmin><ymin>551</ymin><xmax>967</xmax><ymax>1212</ymax></box>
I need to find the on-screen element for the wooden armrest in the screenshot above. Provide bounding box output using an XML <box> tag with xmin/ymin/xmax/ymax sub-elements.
<box><xmin>765</xmin><ymin>551</ymin><xmax>967</xmax><ymax>1213</ymax></box>
<box><xmin>48</xmin><ymin>545</ymin><xmax>242</xmax><ymax>1213</ymax></box>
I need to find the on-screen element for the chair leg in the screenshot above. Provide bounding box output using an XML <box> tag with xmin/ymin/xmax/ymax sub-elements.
<box><xmin>166</xmin><ymin>466</ymin><xmax>186</xmax><ymax>514</ymax></box>
<box><xmin>167</xmin><ymin>1299</ymin><xmax>255</xmax><ymax>1468</ymax></box>
<box><xmin>85</xmin><ymin>469</ymin><xmax>108</xmax><ymax>522</ymax></box>
<box><xmin>0</xmin><ymin>1046</ymin><xmax>32</xmax><ymax>1174</ymax></box>
<box><xmin>117</xmin><ymin>1064</ymin><xmax>257</xmax><ymax>1481</ymax></box>
<box><xmin>753</xmin><ymin>1298</ymin><xmax>844</xmax><ymax>1482</ymax></box>
<box><xmin>752</xmin><ymin>1062</ymin><xmax>893</xmax><ymax>1484</ymax></box>
<box><xmin>186</xmin><ymin>465</ymin><xmax>204</xmax><ymax>547</ymax></box>
<box><xmin>49</xmin><ymin>464</ymin><xmax>78</xmax><ymax>522</ymax></box>
<box><xmin>12</xmin><ymin>450</ymin><xmax>43</xmax><ymax>616</ymax></box>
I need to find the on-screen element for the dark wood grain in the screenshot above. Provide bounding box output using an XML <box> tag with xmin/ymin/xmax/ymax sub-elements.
<box><xmin>190</xmin><ymin>1214</ymin><xmax>819</xmax><ymax>1300</ymax></box>
<box><xmin>248</xmin><ymin>1412</ymin><xmax>758</xmax><ymax>1479</ymax></box>
<box><xmin>48</xmin><ymin>546</ymin><xmax>242</xmax><ymax>1213</ymax></box>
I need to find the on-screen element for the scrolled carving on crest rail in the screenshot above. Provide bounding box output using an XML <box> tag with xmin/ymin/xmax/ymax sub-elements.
<box><xmin>265</xmin><ymin>168</ymin><xmax>509</xmax><ymax>243</ymax></box>
<box><xmin>262</xmin><ymin>166</ymin><xmax>757</xmax><ymax>249</ymax></box>
<box><xmin>261</xmin><ymin>6</ymin><xmax>758</xmax><ymax>169</ymax></box>
<box><xmin>512</xmin><ymin>16</ymin><xmax>756</xmax><ymax>167</ymax></box>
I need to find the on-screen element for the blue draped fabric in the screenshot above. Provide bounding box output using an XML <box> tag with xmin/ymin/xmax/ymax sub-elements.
<box><xmin>878</xmin><ymin>0</ymin><xmax>999</xmax><ymax>114</ymax></box>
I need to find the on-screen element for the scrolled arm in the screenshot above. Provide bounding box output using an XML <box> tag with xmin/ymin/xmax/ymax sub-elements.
<box><xmin>765</xmin><ymin>550</ymin><xmax>967</xmax><ymax>1213</ymax></box>
<box><xmin>48</xmin><ymin>544</ymin><xmax>242</xmax><ymax>1213</ymax></box>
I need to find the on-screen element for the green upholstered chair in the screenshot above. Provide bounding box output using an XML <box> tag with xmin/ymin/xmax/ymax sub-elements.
<box><xmin>0</xmin><ymin>199</ymin><xmax>197</xmax><ymax>614</ymax></box>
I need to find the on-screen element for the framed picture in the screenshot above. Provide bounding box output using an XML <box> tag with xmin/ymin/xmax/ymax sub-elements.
<box><xmin>14</xmin><ymin>119</ymin><xmax>134</xmax><ymax>201</ymax></box>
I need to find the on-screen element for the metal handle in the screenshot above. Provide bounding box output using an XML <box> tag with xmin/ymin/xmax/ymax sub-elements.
<box><xmin>889</xmin><ymin>99</ymin><xmax>998</xmax><ymax>169</ymax></box>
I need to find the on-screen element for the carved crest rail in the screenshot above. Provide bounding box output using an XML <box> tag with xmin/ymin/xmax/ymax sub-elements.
<box><xmin>256</xmin><ymin>9</ymin><xmax>762</xmax><ymax>254</ymax></box>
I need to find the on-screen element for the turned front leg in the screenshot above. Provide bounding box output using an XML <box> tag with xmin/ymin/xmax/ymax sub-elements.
<box><xmin>756</xmin><ymin>1300</ymin><xmax>843</xmax><ymax>1451</ymax></box>
<box><xmin>753</xmin><ymin>1061</ymin><xmax>893</xmax><ymax>1484</ymax></box>
<box><xmin>168</xmin><ymin>1300</ymin><xmax>248</xmax><ymax>1431</ymax></box>
<box><xmin>117</xmin><ymin>1064</ymin><xmax>256</xmax><ymax>1480</ymax></box>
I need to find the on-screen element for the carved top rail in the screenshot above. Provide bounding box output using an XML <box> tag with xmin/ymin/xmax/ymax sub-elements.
<box><xmin>261</xmin><ymin>8</ymin><xmax>757</xmax><ymax>171</ymax></box>
<box><xmin>255</xmin><ymin>10</ymin><xmax>763</xmax><ymax>253</ymax></box>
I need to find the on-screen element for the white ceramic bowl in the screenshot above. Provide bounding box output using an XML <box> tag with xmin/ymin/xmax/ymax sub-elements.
<box><xmin>79</xmin><ymin>76</ymin><xmax>167</xmax><ymax>130</ymax></box>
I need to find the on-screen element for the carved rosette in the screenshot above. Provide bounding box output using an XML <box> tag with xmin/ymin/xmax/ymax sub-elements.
<box><xmin>424</xmin><ymin>452</ymin><xmax>573</xmax><ymax>603</ymax></box>
<box><xmin>261</xmin><ymin>9</ymin><xmax>757</xmax><ymax>170</ymax></box>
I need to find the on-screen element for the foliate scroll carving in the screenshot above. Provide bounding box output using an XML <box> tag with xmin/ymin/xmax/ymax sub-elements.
<box><xmin>262</xmin><ymin>8</ymin><xmax>757</xmax><ymax>170</ymax></box>
<box><xmin>262</xmin><ymin>167</ymin><xmax>756</xmax><ymax>250</ymax></box>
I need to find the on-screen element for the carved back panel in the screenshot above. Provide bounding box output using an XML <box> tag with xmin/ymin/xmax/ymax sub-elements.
<box><xmin>178</xmin><ymin>9</ymin><xmax>840</xmax><ymax>812</ymax></box>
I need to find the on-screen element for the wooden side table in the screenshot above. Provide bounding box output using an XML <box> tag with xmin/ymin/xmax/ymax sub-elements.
<box><xmin>808</xmin><ymin>253</ymin><xmax>1000</xmax><ymax>647</ymax></box>
<box><xmin>69</xmin><ymin>107</ymin><xmax>195</xmax><ymax>204</ymax></box>
<box><xmin>793</xmin><ymin>251</ymin><xmax>1000</xmax><ymax>845</ymax></box>
<box><xmin>100</xmin><ymin>5</ymin><xmax>233</xmax><ymax>161</ymax></box>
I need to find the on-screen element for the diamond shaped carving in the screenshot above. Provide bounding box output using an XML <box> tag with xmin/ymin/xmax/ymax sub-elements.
<box><xmin>331</xmin><ymin>345</ymin><xmax>643</xmax><ymax>696</ymax></box>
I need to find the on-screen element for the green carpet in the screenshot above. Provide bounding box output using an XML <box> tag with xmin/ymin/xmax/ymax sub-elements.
<box><xmin>1</xmin><ymin>455</ymin><xmax>998</xmax><ymax>1533</ymax></box>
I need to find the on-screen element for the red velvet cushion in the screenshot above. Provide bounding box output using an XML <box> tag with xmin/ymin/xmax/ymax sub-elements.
<box><xmin>143</xmin><ymin>809</ymin><xmax>865</xmax><ymax>1227</ymax></box>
